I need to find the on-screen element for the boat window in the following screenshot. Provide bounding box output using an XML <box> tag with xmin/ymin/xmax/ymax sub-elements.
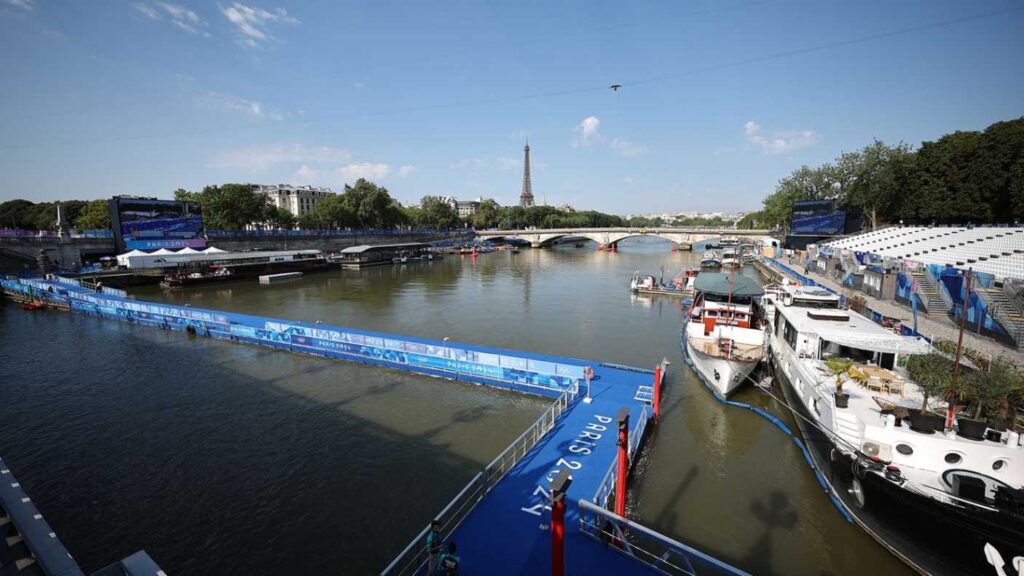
<box><xmin>783</xmin><ymin>320</ymin><xmax>798</xmax><ymax>350</ymax></box>
<box><xmin>945</xmin><ymin>453</ymin><xmax>963</xmax><ymax>465</ymax></box>
<box><xmin>993</xmin><ymin>459</ymin><xmax>1008</xmax><ymax>472</ymax></box>
<box><xmin>706</xmin><ymin>310</ymin><xmax>717</xmax><ymax>317</ymax></box>
<box><xmin>896</xmin><ymin>444</ymin><xmax>913</xmax><ymax>456</ymax></box>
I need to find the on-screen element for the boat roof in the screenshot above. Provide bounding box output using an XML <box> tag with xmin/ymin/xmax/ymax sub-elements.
<box><xmin>339</xmin><ymin>242</ymin><xmax>430</xmax><ymax>254</ymax></box>
<box><xmin>694</xmin><ymin>272</ymin><xmax>763</xmax><ymax>297</ymax></box>
<box><xmin>776</xmin><ymin>300</ymin><xmax>932</xmax><ymax>355</ymax></box>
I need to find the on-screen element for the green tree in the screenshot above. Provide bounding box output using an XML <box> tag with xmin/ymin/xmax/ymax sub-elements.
<box><xmin>419</xmin><ymin>196</ymin><xmax>460</xmax><ymax>229</ymax></box>
<box><xmin>312</xmin><ymin>195</ymin><xmax>357</xmax><ymax>229</ymax></box>
<box><xmin>0</xmin><ymin>199</ymin><xmax>37</xmax><ymax>229</ymax></box>
<box><xmin>264</xmin><ymin>205</ymin><xmax>297</xmax><ymax>230</ymax></box>
<box><xmin>195</xmin><ymin>184</ymin><xmax>267</xmax><ymax>230</ymax></box>
<box><xmin>906</xmin><ymin>354</ymin><xmax>954</xmax><ymax>410</ymax></box>
<box><xmin>75</xmin><ymin>199</ymin><xmax>111</xmax><ymax>230</ymax></box>
<box><xmin>471</xmin><ymin>199</ymin><xmax>501</xmax><ymax>229</ymax></box>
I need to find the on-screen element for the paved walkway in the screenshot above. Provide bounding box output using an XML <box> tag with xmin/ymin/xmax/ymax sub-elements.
<box><xmin>773</xmin><ymin>257</ymin><xmax>1024</xmax><ymax>367</ymax></box>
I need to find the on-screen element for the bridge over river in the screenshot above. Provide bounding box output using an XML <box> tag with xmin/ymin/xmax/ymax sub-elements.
<box><xmin>476</xmin><ymin>227</ymin><xmax>778</xmax><ymax>249</ymax></box>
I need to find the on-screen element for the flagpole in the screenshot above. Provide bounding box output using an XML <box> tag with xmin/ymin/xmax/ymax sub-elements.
<box><xmin>946</xmin><ymin>268</ymin><xmax>972</xmax><ymax>430</ymax></box>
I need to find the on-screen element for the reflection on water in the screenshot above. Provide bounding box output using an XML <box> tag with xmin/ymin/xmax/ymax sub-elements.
<box><xmin>1</xmin><ymin>238</ymin><xmax>911</xmax><ymax>575</ymax></box>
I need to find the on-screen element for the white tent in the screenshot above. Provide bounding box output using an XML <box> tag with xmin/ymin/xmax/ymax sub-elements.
<box><xmin>177</xmin><ymin>247</ymin><xmax>200</xmax><ymax>254</ymax></box>
<box><xmin>116</xmin><ymin>249</ymin><xmax>148</xmax><ymax>267</ymax></box>
<box><xmin>151</xmin><ymin>248</ymin><xmax>175</xmax><ymax>255</ymax></box>
<box><xmin>203</xmin><ymin>246</ymin><xmax>227</xmax><ymax>253</ymax></box>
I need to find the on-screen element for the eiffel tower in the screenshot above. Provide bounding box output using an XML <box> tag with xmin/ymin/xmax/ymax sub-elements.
<box><xmin>519</xmin><ymin>140</ymin><xmax>535</xmax><ymax>207</ymax></box>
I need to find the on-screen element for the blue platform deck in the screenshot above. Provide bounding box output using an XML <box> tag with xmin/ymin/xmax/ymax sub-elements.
<box><xmin>447</xmin><ymin>364</ymin><xmax>655</xmax><ymax>575</ymax></box>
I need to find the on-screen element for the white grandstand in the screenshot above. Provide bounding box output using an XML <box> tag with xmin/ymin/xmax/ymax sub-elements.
<box><xmin>823</xmin><ymin>226</ymin><xmax>1024</xmax><ymax>281</ymax></box>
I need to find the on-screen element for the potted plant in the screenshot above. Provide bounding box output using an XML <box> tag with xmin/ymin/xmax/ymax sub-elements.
<box><xmin>960</xmin><ymin>359</ymin><xmax>1024</xmax><ymax>439</ymax></box>
<box><xmin>905</xmin><ymin>353</ymin><xmax>952</xmax><ymax>433</ymax></box>
<box><xmin>825</xmin><ymin>357</ymin><xmax>853</xmax><ymax>408</ymax></box>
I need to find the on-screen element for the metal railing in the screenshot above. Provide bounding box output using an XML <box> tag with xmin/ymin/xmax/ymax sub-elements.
<box><xmin>592</xmin><ymin>403</ymin><xmax>650</xmax><ymax>508</ymax></box>
<box><xmin>578</xmin><ymin>499</ymin><xmax>751</xmax><ymax>576</ymax></box>
<box><xmin>380</xmin><ymin>384</ymin><xmax>577</xmax><ymax>576</ymax></box>
<box><xmin>688</xmin><ymin>337</ymin><xmax>764</xmax><ymax>362</ymax></box>
<box><xmin>926</xmin><ymin>265</ymin><xmax>955</xmax><ymax>312</ymax></box>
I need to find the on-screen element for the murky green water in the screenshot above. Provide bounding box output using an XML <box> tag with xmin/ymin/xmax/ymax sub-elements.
<box><xmin>0</xmin><ymin>238</ymin><xmax>910</xmax><ymax>575</ymax></box>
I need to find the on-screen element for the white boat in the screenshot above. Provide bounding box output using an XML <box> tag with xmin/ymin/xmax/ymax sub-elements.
<box><xmin>700</xmin><ymin>251</ymin><xmax>722</xmax><ymax>268</ymax></box>
<box><xmin>764</xmin><ymin>282</ymin><xmax>1024</xmax><ymax>575</ymax></box>
<box><xmin>721</xmin><ymin>248</ymin><xmax>740</xmax><ymax>268</ymax></box>
<box><xmin>682</xmin><ymin>272</ymin><xmax>766</xmax><ymax>397</ymax></box>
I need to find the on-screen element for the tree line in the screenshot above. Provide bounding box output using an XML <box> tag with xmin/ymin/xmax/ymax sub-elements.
<box><xmin>746</xmin><ymin>117</ymin><xmax>1024</xmax><ymax>231</ymax></box>
<box><xmin>0</xmin><ymin>198</ymin><xmax>110</xmax><ymax>230</ymax></box>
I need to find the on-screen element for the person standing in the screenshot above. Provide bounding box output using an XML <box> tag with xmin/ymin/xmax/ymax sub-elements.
<box><xmin>438</xmin><ymin>542</ymin><xmax>460</xmax><ymax>575</ymax></box>
<box><xmin>426</xmin><ymin>520</ymin><xmax>443</xmax><ymax>575</ymax></box>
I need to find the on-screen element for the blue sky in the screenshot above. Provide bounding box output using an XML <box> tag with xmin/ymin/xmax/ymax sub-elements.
<box><xmin>1</xmin><ymin>0</ymin><xmax>1022</xmax><ymax>214</ymax></box>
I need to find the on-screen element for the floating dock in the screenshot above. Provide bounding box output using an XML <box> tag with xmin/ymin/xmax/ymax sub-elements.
<box><xmin>259</xmin><ymin>271</ymin><xmax>303</xmax><ymax>284</ymax></box>
<box><xmin>2</xmin><ymin>274</ymin><xmax>747</xmax><ymax>576</ymax></box>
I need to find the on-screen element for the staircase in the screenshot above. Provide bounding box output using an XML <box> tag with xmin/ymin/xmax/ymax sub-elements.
<box><xmin>975</xmin><ymin>285</ymin><xmax>1024</xmax><ymax>351</ymax></box>
<box><xmin>908</xmin><ymin>269</ymin><xmax>950</xmax><ymax>317</ymax></box>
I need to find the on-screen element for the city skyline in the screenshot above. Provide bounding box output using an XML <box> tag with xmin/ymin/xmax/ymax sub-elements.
<box><xmin>1</xmin><ymin>1</ymin><xmax>1022</xmax><ymax>213</ymax></box>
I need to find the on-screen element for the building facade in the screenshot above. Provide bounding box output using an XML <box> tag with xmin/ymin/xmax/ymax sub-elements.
<box><xmin>254</xmin><ymin>184</ymin><xmax>336</xmax><ymax>216</ymax></box>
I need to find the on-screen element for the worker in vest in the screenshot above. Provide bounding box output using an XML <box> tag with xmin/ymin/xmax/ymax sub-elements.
<box><xmin>438</xmin><ymin>542</ymin><xmax>460</xmax><ymax>575</ymax></box>
<box><xmin>426</xmin><ymin>520</ymin><xmax>443</xmax><ymax>575</ymax></box>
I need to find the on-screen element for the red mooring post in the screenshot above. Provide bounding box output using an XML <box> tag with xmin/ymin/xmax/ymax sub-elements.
<box><xmin>615</xmin><ymin>407</ymin><xmax>630</xmax><ymax>517</ymax></box>
<box><xmin>652</xmin><ymin>364</ymin><xmax>662</xmax><ymax>423</ymax></box>
<box><xmin>550</xmin><ymin>469</ymin><xmax>572</xmax><ymax>576</ymax></box>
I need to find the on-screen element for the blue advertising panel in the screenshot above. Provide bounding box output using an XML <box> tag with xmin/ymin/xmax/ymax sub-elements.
<box><xmin>2</xmin><ymin>277</ymin><xmax>587</xmax><ymax>397</ymax></box>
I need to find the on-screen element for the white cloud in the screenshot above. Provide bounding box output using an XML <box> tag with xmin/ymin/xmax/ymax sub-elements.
<box><xmin>220</xmin><ymin>2</ymin><xmax>299</xmax><ymax>48</ymax></box>
<box><xmin>132</xmin><ymin>2</ymin><xmax>210</xmax><ymax>35</ymax></box>
<box><xmin>342</xmin><ymin>162</ymin><xmax>391</xmax><ymax>179</ymax></box>
<box><xmin>200</xmin><ymin>90</ymin><xmax>282</xmax><ymax>120</ymax></box>
<box><xmin>211</xmin><ymin>144</ymin><xmax>352</xmax><ymax>169</ymax></box>
<box><xmin>610</xmin><ymin>138</ymin><xmax>648</xmax><ymax>158</ymax></box>
<box><xmin>132</xmin><ymin>3</ymin><xmax>160</xmax><ymax>20</ymax></box>
<box><xmin>451</xmin><ymin>158</ymin><xmax>489</xmax><ymax>170</ymax></box>
<box><xmin>398</xmin><ymin>165</ymin><xmax>416</xmax><ymax>177</ymax></box>
<box><xmin>3</xmin><ymin>0</ymin><xmax>34</xmax><ymax>11</ymax></box>
<box><xmin>496</xmin><ymin>157</ymin><xmax>521</xmax><ymax>170</ymax></box>
<box><xmin>574</xmin><ymin>116</ymin><xmax>603</xmax><ymax>147</ymax></box>
<box><xmin>744</xmin><ymin>120</ymin><xmax>818</xmax><ymax>155</ymax></box>
<box><xmin>353</xmin><ymin>82</ymin><xmax>366</xmax><ymax>89</ymax></box>
<box><xmin>573</xmin><ymin>115</ymin><xmax>647</xmax><ymax>157</ymax></box>
<box><xmin>624</xmin><ymin>176</ymin><xmax>634</xmax><ymax>184</ymax></box>
<box><xmin>292</xmin><ymin>163</ymin><xmax>392</xmax><ymax>187</ymax></box>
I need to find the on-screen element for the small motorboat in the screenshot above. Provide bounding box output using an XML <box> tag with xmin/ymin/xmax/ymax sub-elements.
<box><xmin>22</xmin><ymin>301</ymin><xmax>46</xmax><ymax>311</ymax></box>
<box><xmin>510</xmin><ymin>247</ymin><xmax>521</xmax><ymax>254</ymax></box>
<box><xmin>393</xmin><ymin>256</ymin><xmax>409</xmax><ymax>264</ymax></box>
<box><xmin>700</xmin><ymin>251</ymin><xmax>722</xmax><ymax>268</ymax></box>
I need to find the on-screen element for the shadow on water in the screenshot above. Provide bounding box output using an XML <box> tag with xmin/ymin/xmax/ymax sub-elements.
<box><xmin>650</xmin><ymin>465</ymin><xmax>699</xmax><ymax>528</ymax></box>
<box><xmin>0</xmin><ymin>309</ymin><xmax>548</xmax><ymax>576</ymax></box>
<box><xmin>741</xmin><ymin>491</ymin><xmax>798</xmax><ymax>573</ymax></box>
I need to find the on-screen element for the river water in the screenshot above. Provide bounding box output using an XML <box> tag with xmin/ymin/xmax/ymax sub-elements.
<box><xmin>0</xmin><ymin>239</ymin><xmax>911</xmax><ymax>575</ymax></box>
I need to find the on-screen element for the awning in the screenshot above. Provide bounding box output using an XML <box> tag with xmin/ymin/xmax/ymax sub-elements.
<box><xmin>817</xmin><ymin>330</ymin><xmax>932</xmax><ymax>355</ymax></box>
